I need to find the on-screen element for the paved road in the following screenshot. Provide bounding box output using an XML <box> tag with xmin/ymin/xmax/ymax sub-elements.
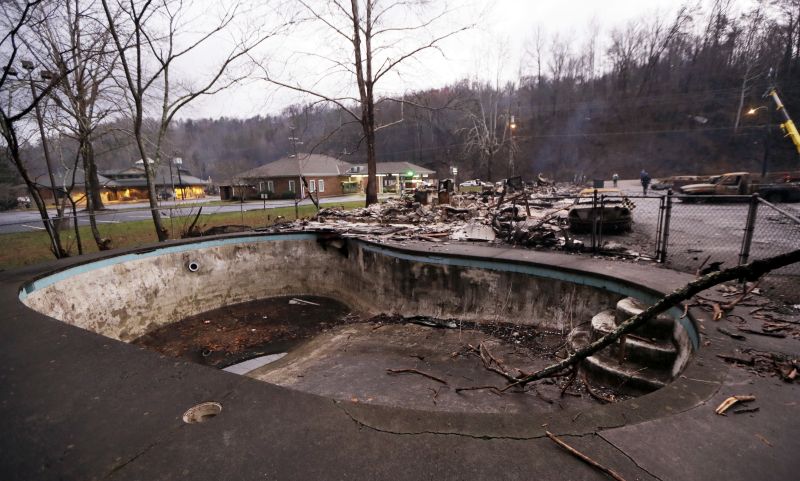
<box><xmin>0</xmin><ymin>194</ymin><xmax>370</xmax><ymax>234</ymax></box>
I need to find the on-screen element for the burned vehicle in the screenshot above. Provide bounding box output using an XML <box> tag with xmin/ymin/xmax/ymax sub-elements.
<box><xmin>568</xmin><ymin>188</ymin><xmax>633</xmax><ymax>233</ymax></box>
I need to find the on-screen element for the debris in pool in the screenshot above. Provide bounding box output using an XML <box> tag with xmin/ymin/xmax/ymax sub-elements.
<box><xmin>223</xmin><ymin>353</ymin><xmax>287</xmax><ymax>375</ymax></box>
<box><xmin>407</xmin><ymin>316</ymin><xmax>457</xmax><ymax>329</ymax></box>
<box><xmin>132</xmin><ymin>295</ymin><xmax>351</xmax><ymax>368</ymax></box>
<box><xmin>289</xmin><ymin>298</ymin><xmax>321</xmax><ymax>306</ymax></box>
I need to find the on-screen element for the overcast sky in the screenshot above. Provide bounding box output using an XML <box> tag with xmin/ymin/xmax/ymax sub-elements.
<box><xmin>182</xmin><ymin>0</ymin><xmax>755</xmax><ymax>119</ymax></box>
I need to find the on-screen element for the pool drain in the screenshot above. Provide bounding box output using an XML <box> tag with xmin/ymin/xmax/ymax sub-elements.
<box><xmin>186</xmin><ymin>260</ymin><xmax>200</xmax><ymax>272</ymax></box>
<box><xmin>182</xmin><ymin>401</ymin><xmax>222</xmax><ymax>424</ymax></box>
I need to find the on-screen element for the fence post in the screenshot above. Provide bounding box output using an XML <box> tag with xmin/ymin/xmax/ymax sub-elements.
<box><xmin>739</xmin><ymin>194</ymin><xmax>760</xmax><ymax>266</ymax></box>
<box><xmin>658</xmin><ymin>189</ymin><xmax>673</xmax><ymax>263</ymax></box>
<box><xmin>655</xmin><ymin>195</ymin><xmax>665</xmax><ymax>259</ymax></box>
<box><xmin>598</xmin><ymin>194</ymin><xmax>605</xmax><ymax>250</ymax></box>
<box><xmin>591</xmin><ymin>189</ymin><xmax>598</xmax><ymax>253</ymax></box>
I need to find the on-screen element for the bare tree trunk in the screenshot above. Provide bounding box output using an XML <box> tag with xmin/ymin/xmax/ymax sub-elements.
<box><xmin>68</xmin><ymin>196</ymin><xmax>83</xmax><ymax>255</ymax></box>
<box><xmin>2</xmin><ymin>122</ymin><xmax>67</xmax><ymax>258</ymax></box>
<box><xmin>80</xmin><ymin>137</ymin><xmax>109</xmax><ymax>249</ymax></box>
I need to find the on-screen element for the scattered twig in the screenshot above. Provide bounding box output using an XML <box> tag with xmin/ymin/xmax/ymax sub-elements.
<box><xmin>695</xmin><ymin>255</ymin><xmax>712</xmax><ymax>276</ymax></box>
<box><xmin>560</xmin><ymin>368</ymin><xmax>578</xmax><ymax>398</ymax></box>
<box><xmin>545</xmin><ymin>431</ymin><xmax>627</xmax><ymax>481</ymax></box>
<box><xmin>717</xmin><ymin>327</ymin><xmax>746</xmax><ymax>340</ymax></box>
<box><xmin>426</xmin><ymin>387</ymin><xmax>441</xmax><ymax>404</ymax></box>
<box><xmin>736</xmin><ymin>327</ymin><xmax>786</xmax><ymax>338</ymax></box>
<box><xmin>721</xmin><ymin>280</ymin><xmax>761</xmax><ymax>311</ymax></box>
<box><xmin>733</xmin><ymin>406</ymin><xmax>760</xmax><ymax>415</ymax></box>
<box><xmin>715</xmin><ymin>395</ymin><xmax>756</xmax><ymax>415</ymax></box>
<box><xmin>711</xmin><ymin>302</ymin><xmax>724</xmax><ymax>321</ymax></box>
<box><xmin>716</xmin><ymin>354</ymin><xmax>755</xmax><ymax>366</ymax></box>
<box><xmin>455</xmin><ymin>385</ymin><xmax>504</xmax><ymax>396</ymax></box>
<box><xmin>184</xmin><ymin>206</ymin><xmax>203</xmax><ymax>235</ymax></box>
<box><xmin>755</xmin><ymin>434</ymin><xmax>772</xmax><ymax>447</ymax></box>
<box><xmin>386</xmin><ymin>368</ymin><xmax>448</xmax><ymax>385</ymax></box>
<box><xmin>581</xmin><ymin>371</ymin><xmax>615</xmax><ymax>404</ymax></box>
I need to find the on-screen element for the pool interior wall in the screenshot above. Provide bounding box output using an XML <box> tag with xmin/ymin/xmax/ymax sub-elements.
<box><xmin>19</xmin><ymin>233</ymin><xmax>696</xmax><ymax>378</ymax></box>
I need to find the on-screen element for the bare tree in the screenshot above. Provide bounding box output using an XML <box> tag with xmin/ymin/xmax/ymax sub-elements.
<box><xmin>100</xmin><ymin>0</ymin><xmax>283</xmax><ymax>240</ymax></box>
<box><xmin>733</xmin><ymin>5</ymin><xmax>766</xmax><ymax>133</ymax></box>
<box><xmin>30</xmin><ymin>0</ymin><xmax>122</xmax><ymax>250</ymax></box>
<box><xmin>459</xmin><ymin>82</ymin><xmax>515</xmax><ymax>182</ymax></box>
<box><xmin>637</xmin><ymin>7</ymin><xmax>691</xmax><ymax>96</ymax></box>
<box><xmin>255</xmin><ymin>0</ymin><xmax>471</xmax><ymax>205</ymax></box>
<box><xmin>0</xmin><ymin>0</ymin><xmax>70</xmax><ymax>258</ymax></box>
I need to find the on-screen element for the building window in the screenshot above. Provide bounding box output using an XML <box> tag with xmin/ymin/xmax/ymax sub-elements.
<box><xmin>267</xmin><ymin>180</ymin><xmax>274</xmax><ymax>192</ymax></box>
<box><xmin>288</xmin><ymin>180</ymin><xmax>295</xmax><ymax>192</ymax></box>
<box><xmin>309</xmin><ymin>180</ymin><xmax>316</xmax><ymax>192</ymax></box>
<box><xmin>318</xmin><ymin>179</ymin><xmax>325</xmax><ymax>192</ymax></box>
<box><xmin>259</xmin><ymin>181</ymin><xmax>265</xmax><ymax>192</ymax></box>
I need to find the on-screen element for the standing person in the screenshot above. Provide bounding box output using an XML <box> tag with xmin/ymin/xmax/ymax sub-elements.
<box><xmin>612</xmin><ymin>172</ymin><xmax>619</xmax><ymax>187</ymax></box>
<box><xmin>640</xmin><ymin>169</ymin><xmax>651</xmax><ymax>195</ymax></box>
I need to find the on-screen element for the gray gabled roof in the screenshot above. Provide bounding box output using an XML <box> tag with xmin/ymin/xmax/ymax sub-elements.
<box><xmin>101</xmin><ymin>163</ymin><xmax>210</xmax><ymax>188</ymax></box>
<box><xmin>236</xmin><ymin>154</ymin><xmax>353</xmax><ymax>180</ymax></box>
<box><xmin>35</xmin><ymin>169</ymin><xmax>120</xmax><ymax>189</ymax></box>
<box><xmin>347</xmin><ymin>161</ymin><xmax>436</xmax><ymax>175</ymax></box>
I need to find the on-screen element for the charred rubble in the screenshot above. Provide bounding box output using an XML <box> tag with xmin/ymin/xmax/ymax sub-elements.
<box><xmin>266</xmin><ymin>181</ymin><xmax>587</xmax><ymax>250</ymax></box>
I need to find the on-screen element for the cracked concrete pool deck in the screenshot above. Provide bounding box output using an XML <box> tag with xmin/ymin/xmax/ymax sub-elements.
<box><xmin>1</xmin><ymin>233</ymin><xmax>798</xmax><ymax>480</ymax></box>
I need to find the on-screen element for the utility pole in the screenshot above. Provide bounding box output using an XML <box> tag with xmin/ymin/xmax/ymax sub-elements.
<box><xmin>508</xmin><ymin>115</ymin><xmax>517</xmax><ymax>177</ymax></box>
<box><xmin>288</xmin><ymin>125</ymin><xmax>304</xmax><ymax>217</ymax></box>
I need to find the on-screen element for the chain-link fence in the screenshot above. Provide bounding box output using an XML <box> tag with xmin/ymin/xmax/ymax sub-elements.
<box><xmin>745</xmin><ymin>198</ymin><xmax>800</xmax><ymax>300</ymax></box>
<box><xmin>662</xmin><ymin>194</ymin><xmax>753</xmax><ymax>275</ymax></box>
<box><xmin>561</xmin><ymin>189</ymin><xmax>800</xmax><ymax>302</ymax></box>
<box><xmin>565</xmin><ymin>192</ymin><xmax>664</xmax><ymax>259</ymax></box>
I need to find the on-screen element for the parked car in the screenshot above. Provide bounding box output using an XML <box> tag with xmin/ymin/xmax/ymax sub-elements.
<box><xmin>16</xmin><ymin>196</ymin><xmax>31</xmax><ymax>208</ymax></box>
<box><xmin>459</xmin><ymin>179</ymin><xmax>492</xmax><ymax>192</ymax></box>
<box><xmin>651</xmin><ymin>175</ymin><xmax>720</xmax><ymax>191</ymax></box>
<box><xmin>679</xmin><ymin>172</ymin><xmax>800</xmax><ymax>203</ymax></box>
<box><xmin>568</xmin><ymin>188</ymin><xmax>633</xmax><ymax>233</ymax></box>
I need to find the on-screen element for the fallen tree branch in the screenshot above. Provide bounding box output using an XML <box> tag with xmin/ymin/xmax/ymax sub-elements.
<box><xmin>505</xmin><ymin>249</ymin><xmax>800</xmax><ymax>389</ymax></box>
<box><xmin>545</xmin><ymin>431</ymin><xmax>627</xmax><ymax>481</ymax></box>
<box><xmin>386</xmin><ymin>368</ymin><xmax>448</xmax><ymax>385</ymax></box>
<box><xmin>721</xmin><ymin>280</ymin><xmax>761</xmax><ymax>311</ymax></box>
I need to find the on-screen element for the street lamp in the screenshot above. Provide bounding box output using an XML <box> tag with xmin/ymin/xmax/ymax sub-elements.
<box><xmin>746</xmin><ymin>105</ymin><xmax>770</xmax><ymax>177</ymax></box>
<box><xmin>173</xmin><ymin>156</ymin><xmax>184</xmax><ymax>200</ymax></box>
<box><xmin>6</xmin><ymin>60</ymin><xmax>59</xmax><ymax>210</ymax></box>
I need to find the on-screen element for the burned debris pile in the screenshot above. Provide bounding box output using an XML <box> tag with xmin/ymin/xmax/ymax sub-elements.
<box><xmin>269</xmin><ymin>182</ymin><xmax>581</xmax><ymax>249</ymax></box>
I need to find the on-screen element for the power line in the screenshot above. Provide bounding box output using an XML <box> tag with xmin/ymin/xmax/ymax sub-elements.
<box><xmin>371</xmin><ymin>123</ymin><xmax>775</xmax><ymax>158</ymax></box>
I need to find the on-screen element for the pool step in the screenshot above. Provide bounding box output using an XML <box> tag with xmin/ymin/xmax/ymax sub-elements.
<box><xmin>615</xmin><ymin>297</ymin><xmax>676</xmax><ymax>339</ymax></box>
<box><xmin>569</xmin><ymin>297</ymin><xmax>679</xmax><ymax>395</ymax></box>
<box><xmin>591</xmin><ymin>310</ymin><xmax>677</xmax><ymax>368</ymax></box>
<box><xmin>582</xmin><ymin>352</ymin><xmax>670</xmax><ymax>393</ymax></box>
